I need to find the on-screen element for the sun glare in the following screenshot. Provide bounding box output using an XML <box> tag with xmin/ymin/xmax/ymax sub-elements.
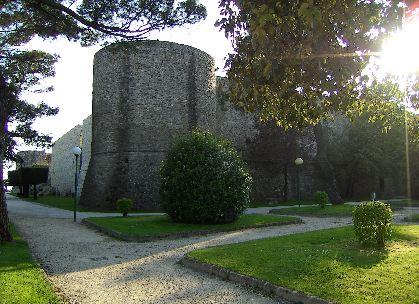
<box><xmin>379</xmin><ymin>19</ymin><xmax>419</xmax><ymax>76</ymax></box>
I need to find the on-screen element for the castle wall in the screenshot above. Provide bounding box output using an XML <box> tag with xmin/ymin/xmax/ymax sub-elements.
<box><xmin>77</xmin><ymin>115</ymin><xmax>92</xmax><ymax>197</ymax></box>
<box><xmin>72</xmin><ymin>72</ymin><xmax>319</xmax><ymax>207</ymax></box>
<box><xmin>54</xmin><ymin>40</ymin><xmax>403</xmax><ymax>209</ymax></box>
<box><xmin>50</xmin><ymin>125</ymin><xmax>82</xmax><ymax>196</ymax></box>
<box><xmin>80</xmin><ymin>41</ymin><xmax>217</xmax><ymax>210</ymax></box>
<box><xmin>215</xmin><ymin>77</ymin><xmax>259</xmax><ymax>149</ymax></box>
<box><xmin>215</xmin><ymin>77</ymin><xmax>321</xmax><ymax>202</ymax></box>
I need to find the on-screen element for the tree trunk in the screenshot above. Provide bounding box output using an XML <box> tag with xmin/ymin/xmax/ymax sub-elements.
<box><xmin>33</xmin><ymin>184</ymin><xmax>37</xmax><ymax>200</ymax></box>
<box><xmin>313</xmin><ymin>124</ymin><xmax>344</xmax><ymax>205</ymax></box>
<box><xmin>0</xmin><ymin>71</ymin><xmax>13</xmax><ymax>242</ymax></box>
<box><xmin>0</xmin><ymin>104</ymin><xmax>12</xmax><ymax>240</ymax></box>
<box><xmin>0</xmin><ymin>160</ymin><xmax>12</xmax><ymax>242</ymax></box>
<box><xmin>283</xmin><ymin>164</ymin><xmax>288</xmax><ymax>201</ymax></box>
<box><xmin>379</xmin><ymin>176</ymin><xmax>385</xmax><ymax>194</ymax></box>
<box><xmin>345</xmin><ymin>173</ymin><xmax>355</xmax><ymax>198</ymax></box>
<box><xmin>22</xmin><ymin>184</ymin><xmax>29</xmax><ymax>198</ymax></box>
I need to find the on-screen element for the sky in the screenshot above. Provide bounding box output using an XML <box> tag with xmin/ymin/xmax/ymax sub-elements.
<box><xmin>23</xmin><ymin>0</ymin><xmax>232</xmax><ymax>151</ymax></box>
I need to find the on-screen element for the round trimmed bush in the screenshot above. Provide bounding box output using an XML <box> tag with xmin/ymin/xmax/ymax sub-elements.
<box><xmin>160</xmin><ymin>130</ymin><xmax>252</xmax><ymax>224</ymax></box>
<box><xmin>353</xmin><ymin>201</ymin><xmax>393</xmax><ymax>247</ymax></box>
<box><xmin>313</xmin><ymin>191</ymin><xmax>329</xmax><ymax>209</ymax></box>
<box><xmin>116</xmin><ymin>198</ymin><xmax>133</xmax><ymax>217</ymax></box>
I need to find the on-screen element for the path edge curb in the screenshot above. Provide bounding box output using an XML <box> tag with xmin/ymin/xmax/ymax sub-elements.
<box><xmin>81</xmin><ymin>217</ymin><xmax>303</xmax><ymax>243</ymax></box>
<box><xmin>180</xmin><ymin>255</ymin><xmax>334</xmax><ymax>304</ymax></box>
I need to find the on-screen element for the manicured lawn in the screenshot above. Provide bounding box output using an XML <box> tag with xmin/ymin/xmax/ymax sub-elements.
<box><xmin>250</xmin><ymin>200</ymin><xmax>317</xmax><ymax>208</ymax></box>
<box><xmin>0</xmin><ymin>225</ymin><xmax>60</xmax><ymax>304</ymax></box>
<box><xmin>405</xmin><ymin>213</ymin><xmax>419</xmax><ymax>222</ymax></box>
<box><xmin>13</xmin><ymin>195</ymin><xmax>160</xmax><ymax>213</ymax></box>
<box><xmin>16</xmin><ymin>195</ymin><xmax>85</xmax><ymax>211</ymax></box>
<box><xmin>270</xmin><ymin>203</ymin><xmax>402</xmax><ymax>217</ymax></box>
<box><xmin>188</xmin><ymin>225</ymin><xmax>419</xmax><ymax>304</ymax></box>
<box><xmin>270</xmin><ymin>204</ymin><xmax>357</xmax><ymax>217</ymax></box>
<box><xmin>385</xmin><ymin>199</ymin><xmax>419</xmax><ymax>207</ymax></box>
<box><xmin>84</xmin><ymin>214</ymin><xmax>300</xmax><ymax>239</ymax></box>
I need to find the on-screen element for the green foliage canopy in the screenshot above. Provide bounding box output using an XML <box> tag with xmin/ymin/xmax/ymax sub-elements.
<box><xmin>7</xmin><ymin>167</ymin><xmax>49</xmax><ymax>186</ymax></box>
<box><xmin>217</xmin><ymin>1</ymin><xmax>418</xmax><ymax>129</ymax></box>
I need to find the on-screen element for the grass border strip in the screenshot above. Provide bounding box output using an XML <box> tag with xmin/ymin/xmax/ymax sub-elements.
<box><xmin>82</xmin><ymin>217</ymin><xmax>303</xmax><ymax>243</ymax></box>
<box><xmin>269</xmin><ymin>210</ymin><xmax>353</xmax><ymax>218</ymax></box>
<box><xmin>180</xmin><ymin>255</ymin><xmax>333</xmax><ymax>304</ymax></box>
<box><xmin>404</xmin><ymin>216</ymin><xmax>419</xmax><ymax>223</ymax></box>
<box><xmin>5</xmin><ymin>222</ymin><xmax>69</xmax><ymax>304</ymax></box>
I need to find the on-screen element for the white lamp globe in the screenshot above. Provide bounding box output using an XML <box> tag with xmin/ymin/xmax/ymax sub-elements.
<box><xmin>72</xmin><ymin>146</ymin><xmax>82</xmax><ymax>156</ymax></box>
<box><xmin>294</xmin><ymin>158</ymin><xmax>304</xmax><ymax>166</ymax></box>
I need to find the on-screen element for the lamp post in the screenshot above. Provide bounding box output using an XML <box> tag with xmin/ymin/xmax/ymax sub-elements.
<box><xmin>295</xmin><ymin>157</ymin><xmax>304</xmax><ymax>207</ymax></box>
<box><xmin>72</xmin><ymin>146</ymin><xmax>82</xmax><ymax>222</ymax></box>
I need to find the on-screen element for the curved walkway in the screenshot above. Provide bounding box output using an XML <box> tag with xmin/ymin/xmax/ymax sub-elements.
<box><xmin>6</xmin><ymin>195</ymin><xmax>417</xmax><ymax>304</ymax></box>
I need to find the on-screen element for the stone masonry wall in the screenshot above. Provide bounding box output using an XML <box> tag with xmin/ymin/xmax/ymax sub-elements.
<box><xmin>52</xmin><ymin>41</ymin><xmax>408</xmax><ymax>206</ymax></box>
<box><xmin>53</xmin><ymin>41</ymin><xmax>349</xmax><ymax>210</ymax></box>
<box><xmin>215</xmin><ymin>77</ymin><xmax>321</xmax><ymax>202</ymax></box>
<box><xmin>79</xmin><ymin>41</ymin><xmax>217</xmax><ymax>210</ymax></box>
<box><xmin>77</xmin><ymin>115</ymin><xmax>92</xmax><ymax>197</ymax></box>
<box><xmin>73</xmin><ymin>50</ymin><xmax>324</xmax><ymax>208</ymax></box>
<box><xmin>50</xmin><ymin>124</ymin><xmax>82</xmax><ymax>196</ymax></box>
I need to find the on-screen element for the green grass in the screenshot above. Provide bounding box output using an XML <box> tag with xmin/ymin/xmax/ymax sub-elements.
<box><xmin>270</xmin><ymin>204</ymin><xmax>357</xmax><ymax>217</ymax></box>
<box><xmin>249</xmin><ymin>200</ymin><xmax>318</xmax><ymax>208</ymax></box>
<box><xmin>189</xmin><ymin>225</ymin><xmax>419</xmax><ymax>304</ymax></box>
<box><xmin>85</xmin><ymin>214</ymin><xmax>300</xmax><ymax>238</ymax></box>
<box><xmin>405</xmin><ymin>213</ymin><xmax>419</xmax><ymax>222</ymax></box>
<box><xmin>12</xmin><ymin>195</ymin><xmax>160</xmax><ymax>213</ymax></box>
<box><xmin>385</xmin><ymin>199</ymin><xmax>419</xmax><ymax>207</ymax></box>
<box><xmin>16</xmin><ymin>195</ymin><xmax>85</xmax><ymax>211</ymax></box>
<box><xmin>270</xmin><ymin>203</ymin><xmax>403</xmax><ymax>217</ymax></box>
<box><xmin>0</xmin><ymin>225</ymin><xmax>60</xmax><ymax>304</ymax></box>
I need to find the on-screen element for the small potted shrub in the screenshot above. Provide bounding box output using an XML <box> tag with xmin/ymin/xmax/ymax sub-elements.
<box><xmin>353</xmin><ymin>201</ymin><xmax>392</xmax><ymax>247</ymax></box>
<box><xmin>116</xmin><ymin>198</ymin><xmax>133</xmax><ymax>217</ymax></box>
<box><xmin>314</xmin><ymin>191</ymin><xmax>329</xmax><ymax>209</ymax></box>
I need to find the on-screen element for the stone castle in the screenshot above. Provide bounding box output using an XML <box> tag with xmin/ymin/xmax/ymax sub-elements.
<box><xmin>47</xmin><ymin>41</ymin><xmax>402</xmax><ymax>210</ymax></box>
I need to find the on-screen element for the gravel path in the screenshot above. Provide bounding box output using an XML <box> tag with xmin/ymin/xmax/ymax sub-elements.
<box><xmin>7</xmin><ymin>195</ymin><xmax>418</xmax><ymax>304</ymax></box>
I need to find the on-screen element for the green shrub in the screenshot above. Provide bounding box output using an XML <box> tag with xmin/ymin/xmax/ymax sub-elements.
<box><xmin>160</xmin><ymin>130</ymin><xmax>252</xmax><ymax>224</ymax></box>
<box><xmin>116</xmin><ymin>198</ymin><xmax>133</xmax><ymax>217</ymax></box>
<box><xmin>353</xmin><ymin>201</ymin><xmax>393</xmax><ymax>247</ymax></box>
<box><xmin>313</xmin><ymin>191</ymin><xmax>329</xmax><ymax>209</ymax></box>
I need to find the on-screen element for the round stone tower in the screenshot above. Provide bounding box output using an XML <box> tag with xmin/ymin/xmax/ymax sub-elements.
<box><xmin>79</xmin><ymin>41</ymin><xmax>217</xmax><ymax>210</ymax></box>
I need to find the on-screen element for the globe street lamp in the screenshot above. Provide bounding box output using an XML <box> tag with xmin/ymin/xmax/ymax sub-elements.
<box><xmin>72</xmin><ymin>146</ymin><xmax>82</xmax><ymax>222</ymax></box>
<box><xmin>295</xmin><ymin>158</ymin><xmax>304</xmax><ymax>207</ymax></box>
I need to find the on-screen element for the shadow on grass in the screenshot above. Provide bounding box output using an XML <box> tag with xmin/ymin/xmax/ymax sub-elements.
<box><xmin>334</xmin><ymin>225</ymin><xmax>418</xmax><ymax>269</ymax></box>
<box><xmin>336</xmin><ymin>241</ymin><xmax>389</xmax><ymax>269</ymax></box>
<box><xmin>0</xmin><ymin>229</ymin><xmax>38</xmax><ymax>273</ymax></box>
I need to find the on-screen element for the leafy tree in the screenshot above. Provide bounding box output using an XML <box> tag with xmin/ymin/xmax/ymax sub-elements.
<box><xmin>217</xmin><ymin>1</ymin><xmax>418</xmax><ymax>203</ymax></box>
<box><xmin>0</xmin><ymin>49</ymin><xmax>57</xmax><ymax>242</ymax></box>
<box><xmin>327</xmin><ymin>114</ymin><xmax>407</xmax><ymax>198</ymax></box>
<box><xmin>217</xmin><ymin>1</ymin><xmax>416</xmax><ymax>127</ymax></box>
<box><xmin>0</xmin><ymin>0</ymin><xmax>207</xmax><ymax>242</ymax></box>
